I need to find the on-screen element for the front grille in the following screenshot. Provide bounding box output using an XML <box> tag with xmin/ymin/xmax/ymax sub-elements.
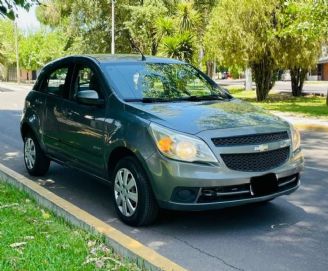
<box><xmin>221</xmin><ymin>147</ymin><xmax>290</xmax><ymax>172</ymax></box>
<box><xmin>212</xmin><ymin>132</ymin><xmax>289</xmax><ymax>146</ymax></box>
<box><xmin>196</xmin><ymin>173</ymin><xmax>299</xmax><ymax>203</ymax></box>
<box><xmin>198</xmin><ymin>184</ymin><xmax>250</xmax><ymax>203</ymax></box>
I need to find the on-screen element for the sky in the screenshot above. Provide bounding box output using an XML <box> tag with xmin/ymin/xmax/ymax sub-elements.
<box><xmin>16</xmin><ymin>5</ymin><xmax>41</xmax><ymax>32</ymax></box>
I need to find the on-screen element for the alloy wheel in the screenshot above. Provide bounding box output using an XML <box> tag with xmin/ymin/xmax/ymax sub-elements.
<box><xmin>114</xmin><ymin>168</ymin><xmax>138</xmax><ymax>217</ymax></box>
<box><xmin>24</xmin><ymin>138</ymin><xmax>36</xmax><ymax>170</ymax></box>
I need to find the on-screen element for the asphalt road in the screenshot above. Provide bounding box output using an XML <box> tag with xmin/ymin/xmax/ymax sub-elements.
<box><xmin>1</xmin><ymin>87</ymin><xmax>328</xmax><ymax>271</ymax></box>
<box><xmin>217</xmin><ymin>80</ymin><xmax>328</xmax><ymax>96</ymax></box>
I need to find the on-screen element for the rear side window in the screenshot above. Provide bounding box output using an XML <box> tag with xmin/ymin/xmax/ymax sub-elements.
<box><xmin>41</xmin><ymin>67</ymin><xmax>69</xmax><ymax>97</ymax></box>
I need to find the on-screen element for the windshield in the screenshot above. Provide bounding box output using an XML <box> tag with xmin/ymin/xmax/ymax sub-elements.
<box><xmin>103</xmin><ymin>63</ymin><xmax>228</xmax><ymax>101</ymax></box>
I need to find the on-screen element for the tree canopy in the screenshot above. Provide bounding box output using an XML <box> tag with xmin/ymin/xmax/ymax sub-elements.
<box><xmin>0</xmin><ymin>19</ymin><xmax>16</xmax><ymax>65</ymax></box>
<box><xmin>276</xmin><ymin>0</ymin><xmax>328</xmax><ymax>96</ymax></box>
<box><xmin>124</xmin><ymin>0</ymin><xmax>168</xmax><ymax>56</ymax></box>
<box><xmin>205</xmin><ymin>0</ymin><xmax>328</xmax><ymax>100</ymax></box>
<box><xmin>1</xmin><ymin>0</ymin><xmax>328</xmax><ymax>102</ymax></box>
<box><xmin>0</xmin><ymin>0</ymin><xmax>38</xmax><ymax>19</ymax></box>
<box><xmin>0</xmin><ymin>19</ymin><xmax>17</xmax><ymax>80</ymax></box>
<box><xmin>35</xmin><ymin>0</ymin><xmax>217</xmax><ymax>65</ymax></box>
<box><xmin>19</xmin><ymin>30</ymin><xmax>67</xmax><ymax>70</ymax></box>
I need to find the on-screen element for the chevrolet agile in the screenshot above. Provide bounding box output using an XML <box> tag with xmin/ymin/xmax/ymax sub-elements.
<box><xmin>21</xmin><ymin>55</ymin><xmax>304</xmax><ymax>226</ymax></box>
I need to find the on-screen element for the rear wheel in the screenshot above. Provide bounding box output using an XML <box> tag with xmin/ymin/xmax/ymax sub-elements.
<box><xmin>24</xmin><ymin>133</ymin><xmax>50</xmax><ymax>176</ymax></box>
<box><xmin>112</xmin><ymin>156</ymin><xmax>158</xmax><ymax>226</ymax></box>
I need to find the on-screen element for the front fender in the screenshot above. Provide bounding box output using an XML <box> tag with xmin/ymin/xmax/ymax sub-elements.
<box><xmin>103</xmin><ymin>105</ymin><xmax>157</xmax><ymax>179</ymax></box>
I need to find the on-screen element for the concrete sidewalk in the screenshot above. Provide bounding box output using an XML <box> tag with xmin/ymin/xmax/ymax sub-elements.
<box><xmin>0</xmin><ymin>81</ymin><xmax>33</xmax><ymax>92</ymax></box>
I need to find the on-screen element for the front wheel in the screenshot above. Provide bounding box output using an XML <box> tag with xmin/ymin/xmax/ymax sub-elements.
<box><xmin>112</xmin><ymin>156</ymin><xmax>158</xmax><ymax>226</ymax></box>
<box><xmin>24</xmin><ymin>133</ymin><xmax>50</xmax><ymax>176</ymax></box>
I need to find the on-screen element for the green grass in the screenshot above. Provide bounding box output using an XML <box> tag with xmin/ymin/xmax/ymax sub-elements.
<box><xmin>0</xmin><ymin>181</ymin><xmax>141</xmax><ymax>271</ymax></box>
<box><xmin>228</xmin><ymin>88</ymin><xmax>328</xmax><ymax>119</ymax></box>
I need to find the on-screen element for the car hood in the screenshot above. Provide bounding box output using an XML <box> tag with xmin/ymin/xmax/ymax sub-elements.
<box><xmin>127</xmin><ymin>98</ymin><xmax>289</xmax><ymax>135</ymax></box>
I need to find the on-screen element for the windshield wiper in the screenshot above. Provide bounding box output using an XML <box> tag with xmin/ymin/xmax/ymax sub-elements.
<box><xmin>124</xmin><ymin>95</ymin><xmax>226</xmax><ymax>103</ymax></box>
<box><xmin>124</xmin><ymin>97</ymin><xmax>172</xmax><ymax>103</ymax></box>
<box><xmin>181</xmin><ymin>94</ymin><xmax>225</xmax><ymax>101</ymax></box>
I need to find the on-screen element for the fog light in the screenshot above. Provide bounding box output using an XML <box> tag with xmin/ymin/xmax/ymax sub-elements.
<box><xmin>171</xmin><ymin>187</ymin><xmax>199</xmax><ymax>203</ymax></box>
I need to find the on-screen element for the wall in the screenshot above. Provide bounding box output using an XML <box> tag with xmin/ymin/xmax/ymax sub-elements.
<box><xmin>6</xmin><ymin>66</ymin><xmax>36</xmax><ymax>82</ymax></box>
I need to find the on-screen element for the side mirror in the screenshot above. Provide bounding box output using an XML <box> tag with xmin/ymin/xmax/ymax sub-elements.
<box><xmin>76</xmin><ymin>90</ymin><xmax>104</xmax><ymax>106</ymax></box>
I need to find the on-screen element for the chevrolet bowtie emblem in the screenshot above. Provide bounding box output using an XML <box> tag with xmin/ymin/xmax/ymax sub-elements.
<box><xmin>254</xmin><ymin>144</ymin><xmax>269</xmax><ymax>152</ymax></box>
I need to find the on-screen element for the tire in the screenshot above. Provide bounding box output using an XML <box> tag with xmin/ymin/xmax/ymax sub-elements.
<box><xmin>112</xmin><ymin>156</ymin><xmax>159</xmax><ymax>226</ymax></box>
<box><xmin>24</xmin><ymin>132</ymin><xmax>50</xmax><ymax>176</ymax></box>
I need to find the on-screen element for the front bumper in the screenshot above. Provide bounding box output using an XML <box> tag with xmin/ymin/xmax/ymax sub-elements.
<box><xmin>145</xmin><ymin>148</ymin><xmax>304</xmax><ymax>211</ymax></box>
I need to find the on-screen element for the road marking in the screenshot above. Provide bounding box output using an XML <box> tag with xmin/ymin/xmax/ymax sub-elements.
<box><xmin>305</xmin><ymin>166</ymin><xmax>328</xmax><ymax>173</ymax></box>
<box><xmin>0</xmin><ymin>163</ymin><xmax>187</xmax><ymax>271</ymax></box>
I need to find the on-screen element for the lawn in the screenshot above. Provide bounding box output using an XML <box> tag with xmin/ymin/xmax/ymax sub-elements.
<box><xmin>0</xmin><ymin>181</ymin><xmax>141</xmax><ymax>271</ymax></box>
<box><xmin>228</xmin><ymin>88</ymin><xmax>328</xmax><ymax>119</ymax></box>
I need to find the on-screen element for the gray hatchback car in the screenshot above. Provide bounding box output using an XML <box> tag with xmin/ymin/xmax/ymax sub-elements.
<box><xmin>21</xmin><ymin>55</ymin><xmax>304</xmax><ymax>226</ymax></box>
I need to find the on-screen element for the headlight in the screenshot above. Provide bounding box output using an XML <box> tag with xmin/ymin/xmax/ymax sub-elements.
<box><xmin>149</xmin><ymin>123</ymin><xmax>218</xmax><ymax>163</ymax></box>
<box><xmin>290</xmin><ymin>125</ymin><xmax>301</xmax><ymax>151</ymax></box>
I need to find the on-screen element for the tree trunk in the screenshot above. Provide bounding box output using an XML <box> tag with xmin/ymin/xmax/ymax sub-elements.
<box><xmin>4</xmin><ymin>66</ymin><xmax>9</xmax><ymax>82</ymax></box>
<box><xmin>290</xmin><ymin>67</ymin><xmax>307</xmax><ymax>97</ymax></box>
<box><xmin>206</xmin><ymin>61</ymin><xmax>214</xmax><ymax>79</ymax></box>
<box><xmin>251</xmin><ymin>54</ymin><xmax>276</xmax><ymax>101</ymax></box>
<box><xmin>151</xmin><ymin>36</ymin><xmax>158</xmax><ymax>56</ymax></box>
<box><xmin>245</xmin><ymin>68</ymin><xmax>252</xmax><ymax>91</ymax></box>
<box><xmin>198</xmin><ymin>48</ymin><xmax>204</xmax><ymax>69</ymax></box>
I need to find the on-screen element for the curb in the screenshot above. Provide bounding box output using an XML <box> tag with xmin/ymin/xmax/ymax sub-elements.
<box><xmin>0</xmin><ymin>163</ymin><xmax>187</xmax><ymax>271</ymax></box>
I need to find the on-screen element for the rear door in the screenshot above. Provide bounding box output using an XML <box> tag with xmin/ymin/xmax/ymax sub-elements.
<box><xmin>58</xmin><ymin>59</ymin><xmax>107</xmax><ymax>176</ymax></box>
<box><xmin>41</xmin><ymin>63</ymin><xmax>74</xmax><ymax>161</ymax></box>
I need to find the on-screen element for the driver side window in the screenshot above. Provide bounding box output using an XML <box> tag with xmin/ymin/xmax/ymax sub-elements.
<box><xmin>73</xmin><ymin>66</ymin><xmax>103</xmax><ymax>99</ymax></box>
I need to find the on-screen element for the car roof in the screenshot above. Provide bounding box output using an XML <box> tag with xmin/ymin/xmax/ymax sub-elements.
<box><xmin>45</xmin><ymin>54</ymin><xmax>184</xmax><ymax>67</ymax></box>
<box><xmin>88</xmin><ymin>54</ymin><xmax>184</xmax><ymax>64</ymax></box>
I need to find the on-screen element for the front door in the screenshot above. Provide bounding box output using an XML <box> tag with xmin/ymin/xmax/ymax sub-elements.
<box><xmin>59</xmin><ymin>62</ymin><xmax>107</xmax><ymax>176</ymax></box>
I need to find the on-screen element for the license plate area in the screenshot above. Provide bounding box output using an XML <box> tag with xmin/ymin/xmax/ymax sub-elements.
<box><xmin>250</xmin><ymin>173</ymin><xmax>278</xmax><ymax>196</ymax></box>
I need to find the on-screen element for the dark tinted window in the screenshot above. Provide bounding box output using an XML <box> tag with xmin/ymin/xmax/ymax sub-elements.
<box><xmin>41</xmin><ymin>67</ymin><xmax>69</xmax><ymax>97</ymax></box>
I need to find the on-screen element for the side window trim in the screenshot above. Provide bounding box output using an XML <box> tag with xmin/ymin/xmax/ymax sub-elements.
<box><xmin>69</xmin><ymin>63</ymin><xmax>79</xmax><ymax>100</ymax></box>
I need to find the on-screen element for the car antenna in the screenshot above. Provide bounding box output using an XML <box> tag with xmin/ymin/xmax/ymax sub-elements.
<box><xmin>128</xmin><ymin>37</ymin><xmax>146</xmax><ymax>61</ymax></box>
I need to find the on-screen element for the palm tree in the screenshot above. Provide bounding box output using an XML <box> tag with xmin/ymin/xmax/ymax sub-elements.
<box><xmin>162</xmin><ymin>32</ymin><xmax>194</xmax><ymax>63</ymax></box>
<box><xmin>176</xmin><ymin>1</ymin><xmax>200</xmax><ymax>32</ymax></box>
